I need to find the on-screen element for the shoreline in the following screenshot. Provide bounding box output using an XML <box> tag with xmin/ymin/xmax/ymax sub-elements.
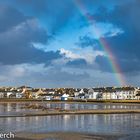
<box><xmin>14</xmin><ymin>132</ymin><xmax>124</xmax><ymax>140</ymax></box>
<box><xmin>0</xmin><ymin>109</ymin><xmax>140</xmax><ymax>118</ymax></box>
<box><xmin>0</xmin><ymin>98</ymin><xmax>140</xmax><ymax>104</ymax></box>
<box><xmin>0</xmin><ymin>99</ymin><xmax>140</xmax><ymax>118</ymax></box>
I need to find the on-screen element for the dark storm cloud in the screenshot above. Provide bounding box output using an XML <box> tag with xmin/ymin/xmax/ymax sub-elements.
<box><xmin>0</xmin><ymin>0</ymin><xmax>133</xmax><ymax>34</ymax></box>
<box><xmin>66</xmin><ymin>58</ymin><xmax>87</xmax><ymax>68</ymax></box>
<box><xmin>76</xmin><ymin>35</ymin><xmax>102</xmax><ymax>50</ymax></box>
<box><xmin>0</xmin><ymin>0</ymin><xmax>77</xmax><ymax>33</ymax></box>
<box><xmin>95</xmin><ymin>55</ymin><xmax>112</xmax><ymax>73</ymax></box>
<box><xmin>0</xmin><ymin>5</ymin><xmax>62</xmax><ymax>65</ymax></box>
<box><xmin>0</xmin><ymin>5</ymin><xmax>27</xmax><ymax>32</ymax></box>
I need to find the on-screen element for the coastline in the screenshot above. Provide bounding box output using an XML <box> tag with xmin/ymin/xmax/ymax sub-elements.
<box><xmin>14</xmin><ymin>132</ymin><xmax>123</xmax><ymax>140</ymax></box>
<box><xmin>0</xmin><ymin>109</ymin><xmax>140</xmax><ymax>118</ymax></box>
<box><xmin>0</xmin><ymin>100</ymin><xmax>140</xmax><ymax>117</ymax></box>
<box><xmin>0</xmin><ymin>98</ymin><xmax>140</xmax><ymax>104</ymax></box>
<box><xmin>1</xmin><ymin>101</ymin><xmax>139</xmax><ymax>140</ymax></box>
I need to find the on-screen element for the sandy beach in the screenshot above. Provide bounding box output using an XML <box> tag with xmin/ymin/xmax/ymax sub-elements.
<box><xmin>0</xmin><ymin>99</ymin><xmax>140</xmax><ymax>104</ymax></box>
<box><xmin>14</xmin><ymin>132</ymin><xmax>123</xmax><ymax>140</ymax></box>
<box><xmin>1</xmin><ymin>102</ymin><xmax>139</xmax><ymax>140</ymax></box>
<box><xmin>0</xmin><ymin>101</ymin><xmax>140</xmax><ymax>117</ymax></box>
<box><xmin>0</xmin><ymin>109</ymin><xmax>140</xmax><ymax>118</ymax></box>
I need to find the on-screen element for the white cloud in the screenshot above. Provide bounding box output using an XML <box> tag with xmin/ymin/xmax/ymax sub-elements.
<box><xmin>60</xmin><ymin>48</ymin><xmax>81</xmax><ymax>59</ymax></box>
<box><xmin>81</xmin><ymin>22</ymin><xmax>124</xmax><ymax>39</ymax></box>
<box><xmin>60</xmin><ymin>47</ymin><xmax>105</xmax><ymax>64</ymax></box>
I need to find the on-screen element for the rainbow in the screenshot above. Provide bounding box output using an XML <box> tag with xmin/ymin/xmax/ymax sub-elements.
<box><xmin>73</xmin><ymin>0</ymin><xmax>126</xmax><ymax>86</ymax></box>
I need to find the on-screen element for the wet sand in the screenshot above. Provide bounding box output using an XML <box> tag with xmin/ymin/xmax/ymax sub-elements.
<box><xmin>0</xmin><ymin>101</ymin><xmax>140</xmax><ymax>117</ymax></box>
<box><xmin>14</xmin><ymin>132</ymin><xmax>122</xmax><ymax>140</ymax></box>
<box><xmin>0</xmin><ymin>109</ymin><xmax>140</xmax><ymax>117</ymax></box>
<box><xmin>0</xmin><ymin>98</ymin><xmax>140</xmax><ymax>104</ymax></box>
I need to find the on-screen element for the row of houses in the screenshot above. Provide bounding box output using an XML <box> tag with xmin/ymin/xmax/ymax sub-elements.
<box><xmin>87</xmin><ymin>87</ymin><xmax>140</xmax><ymax>100</ymax></box>
<box><xmin>0</xmin><ymin>86</ymin><xmax>140</xmax><ymax>100</ymax></box>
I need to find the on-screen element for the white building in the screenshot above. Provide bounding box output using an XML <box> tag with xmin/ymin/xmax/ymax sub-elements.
<box><xmin>115</xmin><ymin>87</ymin><xmax>136</xmax><ymax>100</ymax></box>
<box><xmin>88</xmin><ymin>88</ymin><xmax>99</xmax><ymax>99</ymax></box>
<box><xmin>61</xmin><ymin>94</ymin><xmax>69</xmax><ymax>101</ymax></box>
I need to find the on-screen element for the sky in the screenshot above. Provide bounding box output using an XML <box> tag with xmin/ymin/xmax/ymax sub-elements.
<box><xmin>0</xmin><ymin>0</ymin><xmax>140</xmax><ymax>88</ymax></box>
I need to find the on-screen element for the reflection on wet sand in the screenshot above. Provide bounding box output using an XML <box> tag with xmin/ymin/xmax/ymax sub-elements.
<box><xmin>0</xmin><ymin>114</ymin><xmax>140</xmax><ymax>134</ymax></box>
<box><xmin>0</xmin><ymin>102</ymin><xmax>140</xmax><ymax>114</ymax></box>
<box><xmin>0</xmin><ymin>103</ymin><xmax>140</xmax><ymax>139</ymax></box>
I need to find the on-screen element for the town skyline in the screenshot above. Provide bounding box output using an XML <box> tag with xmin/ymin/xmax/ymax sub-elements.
<box><xmin>0</xmin><ymin>84</ymin><xmax>140</xmax><ymax>100</ymax></box>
